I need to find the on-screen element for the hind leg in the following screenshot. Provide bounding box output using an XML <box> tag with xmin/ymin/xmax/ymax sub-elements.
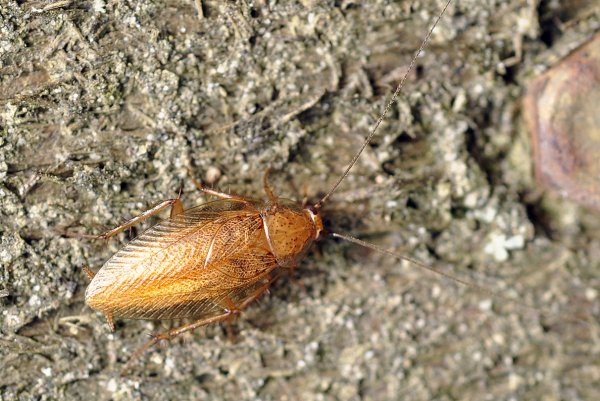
<box><xmin>121</xmin><ymin>273</ymin><xmax>281</xmax><ymax>375</ymax></box>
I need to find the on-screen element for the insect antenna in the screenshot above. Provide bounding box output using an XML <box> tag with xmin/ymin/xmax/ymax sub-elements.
<box><xmin>308</xmin><ymin>0</ymin><xmax>593</xmax><ymax>332</ymax></box>
<box><xmin>331</xmin><ymin>232</ymin><xmax>594</xmax><ymax>329</ymax></box>
<box><xmin>314</xmin><ymin>0</ymin><xmax>454</xmax><ymax>210</ymax></box>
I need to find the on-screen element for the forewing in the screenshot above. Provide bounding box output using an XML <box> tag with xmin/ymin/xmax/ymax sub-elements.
<box><xmin>86</xmin><ymin>199</ymin><xmax>279</xmax><ymax>320</ymax></box>
<box><xmin>118</xmin><ymin>268</ymin><xmax>281</xmax><ymax>320</ymax></box>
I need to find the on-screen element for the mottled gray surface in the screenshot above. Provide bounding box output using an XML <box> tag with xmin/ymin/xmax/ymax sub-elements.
<box><xmin>1</xmin><ymin>0</ymin><xmax>600</xmax><ymax>400</ymax></box>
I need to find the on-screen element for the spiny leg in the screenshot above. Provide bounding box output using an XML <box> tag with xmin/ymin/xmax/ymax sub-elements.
<box><xmin>97</xmin><ymin>198</ymin><xmax>183</xmax><ymax>240</ymax></box>
<box><xmin>238</xmin><ymin>273</ymin><xmax>282</xmax><ymax>310</ymax></box>
<box><xmin>187</xmin><ymin>167</ymin><xmax>249</xmax><ymax>201</ymax></box>
<box><xmin>262</xmin><ymin>167</ymin><xmax>278</xmax><ymax>204</ymax></box>
<box><xmin>120</xmin><ymin>312</ymin><xmax>234</xmax><ymax>376</ymax></box>
<box><xmin>220</xmin><ymin>274</ymin><xmax>282</xmax><ymax>340</ymax></box>
<box><xmin>81</xmin><ymin>266</ymin><xmax>115</xmax><ymax>331</ymax></box>
<box><xmin>121</xmin><ymin>274</ymin><xmax>282</xmax><ymax>375</ymax></box>
<box><xmin>62</xmin><ymin>192</ymin><xmax>182</xmax><ymax>240</ymax></box>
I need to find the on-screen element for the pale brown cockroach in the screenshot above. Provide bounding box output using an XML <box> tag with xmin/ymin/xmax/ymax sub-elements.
<box><xmin>83</xmin><ymin>0</ymin><xmax>455</xmax><ymax>374</ymax></box>
<box><xmin>82</xmin><ymin>0</ymin><xmax>593</xmax><ymax>378</ymax></box>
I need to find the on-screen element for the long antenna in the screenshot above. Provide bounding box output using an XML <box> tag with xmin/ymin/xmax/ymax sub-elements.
<box><xmin>331</xmin><ymin>232</ymin><xmax>593</xmax><ymax>329</ymax></box>
<box><xmin>314</xmin><ymin>0</ymin><xmax>453</xmax><ymax>209</ymax></box>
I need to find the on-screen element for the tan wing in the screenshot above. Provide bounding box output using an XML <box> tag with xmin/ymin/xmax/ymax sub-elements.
<box><xmin>85</xmin><ymin>199</ymin><xmax>280</xmax><ymax>320</ymax></box>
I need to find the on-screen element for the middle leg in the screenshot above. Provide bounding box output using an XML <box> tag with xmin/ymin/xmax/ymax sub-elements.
<box><xmin>97</xmin><ymin>198</ymin><xmax>183</xmax><ymax>240</ymax></box>
<box><xmin>121</xmin><ymin>273</ymin><xmax>282</xmax><ymax>375</ymax></box>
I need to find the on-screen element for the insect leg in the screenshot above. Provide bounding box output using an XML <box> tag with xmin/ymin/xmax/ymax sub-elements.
<box><xmin>187</xmin><ymin>172</ymin><xmax>250</xmax><ymax>201</ymax></box>
<box><xmin>120</xmin><ymin>312</ymin><xmax>234</xmax><ymax>376</ymax></box>
<box><xmin>219</xmin><ymin>273</ymin><xmax>282</xmax><ymax>340</ymax></box>
<box><xmin>301</xmin><ymin>183</ymin><xmax>309</xmax><ymax>208</ymax></box>
<box><xmin>170</xmin><ymin>189</ymin><xmax>184</xmax><ymax>217</ymax></box>
<box><xmin>262</xmin><ymin>167</ymin><xmax>278</xmax><ymax>204</ymax></box>
<box><xmin>82</xmin><ymin>266</ymin><xmax>96</xmax><ymax>281</ymax></box>
<box><xmin>121</xmin><ymin>273</ymin><xmax>282</xmax><ymax>375</ymax></box>
<box><xmin>220</xmin><ymin>275</ymin><xmax>283</xmax><ymax>332</ymax></box>
<box><xmin>97</xmin><ymin>198</ymin><xmax>183</xmax><ymax>240</ymax></box>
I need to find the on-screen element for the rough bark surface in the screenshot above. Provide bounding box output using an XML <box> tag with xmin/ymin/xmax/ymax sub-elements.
<box><xmin>1</xmin><ymin>1</ymin><xmax>599</xmax><ymax>400</ymax></box>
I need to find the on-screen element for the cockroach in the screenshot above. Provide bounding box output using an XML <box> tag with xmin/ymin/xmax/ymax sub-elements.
<box><xmin>81</xmin><ymin>0</ymin><xmax>590</xmax><ymax>376</ymax></box>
